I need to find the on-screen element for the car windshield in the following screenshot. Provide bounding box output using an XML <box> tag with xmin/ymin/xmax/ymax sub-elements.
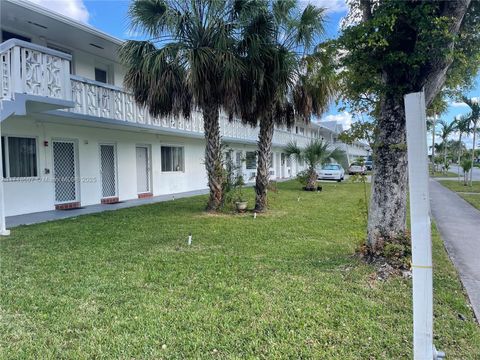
<box><xmin>323</xmin><ymin>165</ymin><xmax>340</xmax><ymax>170</ymax></box>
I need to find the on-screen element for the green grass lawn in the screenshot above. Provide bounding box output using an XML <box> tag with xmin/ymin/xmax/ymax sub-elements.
<box><xmin>431</xmin><ymin>171</ymin><xmax>460</xmax><ymax>178</ymax></box>
<box><xmin>439</xmin><ymin>180</ymin><xmax>480</xmax><ymax>210</ymax></box>
<box><xmin>1</xmin><ymin>181</ymin><xmax>479</xmax><ymax>359</ymax></box>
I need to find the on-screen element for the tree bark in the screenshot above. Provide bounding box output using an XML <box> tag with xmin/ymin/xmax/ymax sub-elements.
<box><xmin>367</xmin><ymin>94</ymin><xmax>408</xmax><ymax>251</ymax></box>
<box><xmin>203</xmin><ymin>103</ymin><xmax>224</xmax><ymax>211</ymax></box>
<box><xmin>306</xmin><ymin>168</ymin><xmax>317</xmax><ymax>190</ymax></box>
<box><xmin>255</xmin><ymin>117</ymin><xmax>275</xmax><ymax>212</ymax></box>
<box><xmin>423</xmin><ymin>0</ymin><xmax>471</xmax><ymax>106</ymax></box>
<box><xmin>431</xmin><ymin>117</ymin><xmax>436</xmax><ymax>174</ymax></box>
<box><xmin>471</xmin><ymin>123</ymin><xmax>477</xmax><ymax>186</ymax></box>
<box><xmin>458</xmin><ymin>133</ymin><xmax>463</xmax><ymax>180</ymax></box>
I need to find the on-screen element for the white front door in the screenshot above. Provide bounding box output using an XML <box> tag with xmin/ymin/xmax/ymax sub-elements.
<box><xmin>136</xmin><ymin>146</ymin><xmax>150</xmax><ymax>194</ymax></box>
<box><xmin>100</xmin><ymin>144</ymin><xmax>117</xmax><ymax>198</ymax></box>
<box><xmin>53</xmin><ymin>140</ymin><xmax>78</xmax><ymax>204</ymax></box>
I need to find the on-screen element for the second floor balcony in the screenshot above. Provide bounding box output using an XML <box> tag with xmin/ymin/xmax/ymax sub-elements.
<box><xmin>0</xmin><ymin>39</ymin><xmax>334</xmax><ymax>149</ymax></box>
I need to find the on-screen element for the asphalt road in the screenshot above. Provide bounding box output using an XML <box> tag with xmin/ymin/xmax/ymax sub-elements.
<box><xmin>450</xmin><ymin>164</ymin><xmax>480</xmax><ymax>181</ymax></box>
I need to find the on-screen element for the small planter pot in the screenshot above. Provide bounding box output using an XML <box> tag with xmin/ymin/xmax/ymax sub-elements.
<box><xmin>235</xmin><ymin>201</ymin><xmax>248</xmax><ymax>212</ymax></box>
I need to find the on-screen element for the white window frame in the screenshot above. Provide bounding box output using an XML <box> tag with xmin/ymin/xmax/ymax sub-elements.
<box><xmin>160</xmin><ymin>145</ymin><xmax>185</xmax><ymax>173</ymax></box>
<box><xmin>1</xmin><ymin>135</ymin><xmax>40</xmax><ymax>180</ymax></box>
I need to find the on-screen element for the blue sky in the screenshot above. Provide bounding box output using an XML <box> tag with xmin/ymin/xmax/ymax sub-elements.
<box><xmin>33</xmin><ymin>0</ymin><xmax>479</xmax><ymax>140</ymax></box>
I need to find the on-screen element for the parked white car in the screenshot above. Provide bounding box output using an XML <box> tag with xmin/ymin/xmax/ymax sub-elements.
<box><xmin>348</xmin><ymin>163</ymin><xmax>366</xmax><ymax>175</ymax></box>
<box><xmin>317</xmin><ymin>164</ymin><xmax>345</xmax><ymax>182</ymax></box>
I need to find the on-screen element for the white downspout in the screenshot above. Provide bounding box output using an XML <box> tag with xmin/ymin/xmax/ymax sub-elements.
<box><xmin>404</xmin><ymin>91</ymin><xmax>444</xmax><ymax>360</ymax></box>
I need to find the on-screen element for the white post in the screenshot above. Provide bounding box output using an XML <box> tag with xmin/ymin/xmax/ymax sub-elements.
<box><xmin>405</xmin><ymin>91</ymin><xmax>442</xmax><ymax>359</ymax></box>
<box><xmin>0</xmin><ymin>125</ymin><xmax>10</xmax><ymax>236</ymax></box>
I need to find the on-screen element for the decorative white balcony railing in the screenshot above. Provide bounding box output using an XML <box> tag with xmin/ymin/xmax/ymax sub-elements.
<box><xmin>68</xmin><ymin>76</ymin><xmax>312</xmax><ymax>146</ymax></box>
<box><xmin>0</xmin><ymin>40</ymin><xmax>330</xmax><ymax>149</ymax></box>
<box><xmin>0</xmin><ymin>39</ymin><xmax>71</xmax><ymax>101</ymax></box>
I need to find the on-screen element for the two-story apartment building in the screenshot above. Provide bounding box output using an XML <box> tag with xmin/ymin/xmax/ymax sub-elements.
<box><xmin>0</xmin><ymin>0</ymin><xmax>369</xmax><ymax>234</ymax></box>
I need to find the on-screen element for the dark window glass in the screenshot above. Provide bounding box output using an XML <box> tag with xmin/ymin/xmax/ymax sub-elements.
<box><xmin>1</xmin><ymin>137</ymin><xmax>5</xmax><ymax>178</ymax></box>
<box><xmin>246</xmin><ymin>151</ymin><xmax>256</xmax><ymax>170</ymax></box>
<box><xmin>2</xmin><ymin>30</ymin><xmax>31</xmax><ymax>42</ymax></box>
<box><xmin>7</xmin><ymin>137</ymin><xmax>37</xmax><ymax>177</ymax></box>
<box><xmin>161</xmin><ymin>146</ymin><xmax>184</xmax><ymax>172</ymax></box>
<box><xmin>95</xmin><ymin>68</ymin><xmax>107</xmax><ymax>83</ymax></box>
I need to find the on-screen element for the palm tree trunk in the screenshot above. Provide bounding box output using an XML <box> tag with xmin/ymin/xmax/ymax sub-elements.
<box><xmin>203</xmin><ymin>103</ymin><xmax>223</xmax><ymax>211</ymax></box>
<box><xmin>306</xmin><ymin>168</ymin><xmax>317</xmax><ymax>190</ymax></box>
<box><xmin>471</xmin><ymin>123</ymin><xmax>477</xmax><ymax>186</ymax></box>
<box><xmin>444</xmin><ymin>141</ymin><xmax>448</xmax><ymax>172</ymax></box>
<box><xmin>431</xmin><ymin>117</ymin><xmax>436</xmax><ymax>174</ymax></box>
<box><xmin>255</xmin><ymin>117</ymin><xmax>275</xmax><ymax>212</ymax></box>
<box><xmin>457</xmin><ymin>133</ymin><xmax>462</xmax><ymax>181</ymax></box>
<box><xmin>367</xmin><ymin>94</ymin><xmax>408</xmax><ymax>252</ymax></box>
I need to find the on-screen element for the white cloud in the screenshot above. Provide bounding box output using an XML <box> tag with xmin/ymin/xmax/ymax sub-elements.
<box><xmin>300</xmin><ymin>0</ymin><xmax>347</xmax><ymax>14</ymax></box>
<box><xmin>450</xmin><ymin>101</ymin><xmax>469</xmax><ymax>108</ymax></box>
<box><xmin>28</xmin><ymin>0</ymin><xmax>90</xmax><ymax>23</ymax></box>
<box><xmin>321</xmin><ymin>111</ymin><xmax>353</xmax><ymax>129</ymax></box>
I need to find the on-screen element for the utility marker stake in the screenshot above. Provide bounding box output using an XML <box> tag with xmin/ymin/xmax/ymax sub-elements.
<box><xmin>188</xmin><ymin>233</ymin><xmax>192</xmax><ymax>246</ymax></box>
<box><xmin>405</xmin><ymin>91</ymin><xmax>444</xmax><ymax>360</ymax></box>
<box><xmin>253</xmin><ymin>212</ymin><xmax>257</xmax><ymax>219</ymax></box>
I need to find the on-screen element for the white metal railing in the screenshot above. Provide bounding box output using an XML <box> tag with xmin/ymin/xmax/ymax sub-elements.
<box><xmin>0</xmin><ymin>40</ymin><xmax>334</xmax><ymax>148</ymax></box>
<box><xmin>69</xmin><ymin>75</ymin><xmax>314</xmax><ymax>146</ymax></box>
<box><xmin>0</xmin><ymin>39</ymin><xmax>72</xmax><ymax>101</ymax></box>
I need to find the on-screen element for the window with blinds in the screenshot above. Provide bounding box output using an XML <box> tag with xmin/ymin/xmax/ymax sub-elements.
<box><xmin>161</xmin><ymin>146</ymin><xmax>184</xmax><ymax>172</ymax></box>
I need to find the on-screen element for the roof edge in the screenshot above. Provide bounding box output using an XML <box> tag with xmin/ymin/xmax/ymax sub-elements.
<box><xmin>6</xmin><ymin>0</ymin><xmax>124</xmax><ymax>46</ymax></box>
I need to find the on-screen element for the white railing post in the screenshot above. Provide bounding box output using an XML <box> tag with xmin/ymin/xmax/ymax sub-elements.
<box><xmin>11</xmin><ymin>46</ymin><xmax>22</xmax><ymax>95</ymax></box>
<box><xmin>63</xmin><ymin>59</ymin><xmax>71</xmax><ymax>101</ymax></box>
<box><xmin>405</xmin><ymin>91</ymin><xmax>444</xmax><ymax>360</ymax></box>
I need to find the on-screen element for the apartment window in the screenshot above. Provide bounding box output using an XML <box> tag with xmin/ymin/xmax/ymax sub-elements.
<box><xmin>2</xmin><ymin>30</ymin><xmax>31</xmax><ymax>42</ymax></box>
<box><xmin>246</xmin><ymin>151</ymin><xmax>256</xmax><ymax>170</ymax></box>
<box><xmin>1</xmin><ymin>136</ymin><xmax>38</xmax><ymax>178</ymax></box>
<box><xmin>235</xmin><ymin>151</ymin><xmax>242</xmax><ymax>168</ymax></box>
<box><xmin>48</xmin><ymin>44</ymin><xmax>73</xmax><ymax>74</ymax></box>
<box><xmin>95</xmin><ymin>68</ymin><xmax>108</xmax><ymax>83</ymax></box>
<box><xmin>161</xmin><ymin>146</ymin><xmax>184</xmax><ymax>172</ymax></box>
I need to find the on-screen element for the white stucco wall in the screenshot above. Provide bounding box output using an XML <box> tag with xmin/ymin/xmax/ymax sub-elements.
<box><xmin>1</xmin><ymin>116</ymin><xmax>299</xmax><ymax>217</ymax></box>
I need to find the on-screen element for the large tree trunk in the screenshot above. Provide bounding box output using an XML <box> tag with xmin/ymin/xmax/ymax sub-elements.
<box><xmin>203</xmin><ymin>103</ymin><xmax>224</xmax><ymax>211</ymax></box>
<box><xmin>255</xmin><ymin>117</ymin><xmax>275</xmax><ymax>212</ymax></box>
<box><xmin>367</xmin><ymin>94</ymin><xmax>408</xmax><ymax>251</ymax></box>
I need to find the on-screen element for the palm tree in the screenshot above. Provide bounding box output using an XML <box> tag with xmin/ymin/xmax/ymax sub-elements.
<box><xmin>455</xmin><ymin>114</ymin><xmax>471</xmax><ymax>178</ymax></box>
<box><xmin>438</xmin><ymin>119</ymin><xmax>457</xmax><ymax>171</ymax></box>
<box><xmin>120</xmin><ymin>0</ymin><xmax>243</xmax><ymax>211</ymax></box>
<box><xmin>236</xmin><ymin>1</ymin><xmax>336</xmax><ymax>212</ymax></box>
<box><xmin>284</xmin><ymin>140</ymin><xmax>346</xmax><ymax>190</ymax></box>
<box><xmin>461</xmin><ymin>158</ymin><xmax>473</xmax><ymax>186</ymax></box>
<box><xmin>463</xmin><ymin>96</ymin><xmax>480</xmax><ymax>186</ymax></box>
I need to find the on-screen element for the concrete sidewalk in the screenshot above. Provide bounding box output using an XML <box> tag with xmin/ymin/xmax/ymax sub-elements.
<box><xmin>430</xmin><ymin>179</ymin><xmax>480</xmax><ymax>320</ymax></box>
<box><xmin>6</xmin><ymin>188</ymin><xmax>210</xmax><ymax>228</ymax></box>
